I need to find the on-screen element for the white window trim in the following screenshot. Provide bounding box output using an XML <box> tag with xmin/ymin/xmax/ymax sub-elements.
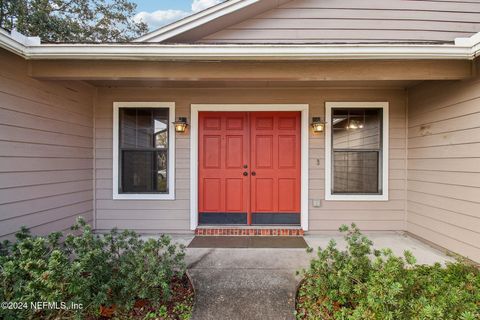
<box><xmin>190</xmin><ymin>104</ymin><xmax>310</xmax><ymax>231</ymax></box>
<box><xmin>112</xmin><ymin>102</ymin><xmax>175</xmax><ymax>200</ymax></box>
<box><xmin>325</xmin><ymin>102</ymin><xmax>389</xmax><ymax>201</ymax></box>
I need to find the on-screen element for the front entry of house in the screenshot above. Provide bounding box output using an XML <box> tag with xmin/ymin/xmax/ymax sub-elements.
<box><xmin>198</xmin><ymin>112</ymin><xmax>301</xmax><ymax>225</ymax></box>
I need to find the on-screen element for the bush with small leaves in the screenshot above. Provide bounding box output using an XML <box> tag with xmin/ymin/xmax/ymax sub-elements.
<box><xmin>296</xmin><ymin>224</ymin><xmax>480</xmax><ymax>320</ymax></box>
<box><xmin>0</xmin><ymin>217</ymin><xmax>189</xmax><ymax>320</ymax></box>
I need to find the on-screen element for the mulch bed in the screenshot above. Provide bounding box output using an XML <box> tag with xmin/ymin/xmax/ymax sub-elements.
<box><xmin>295</xmin><ymin>278</ymin><xmax>342</xmax><ymax>320</ymax></box>
<box><xmin>96</xmin><ymin>274</ymin><xmax>194</xmax><ymax>319</ymax></box>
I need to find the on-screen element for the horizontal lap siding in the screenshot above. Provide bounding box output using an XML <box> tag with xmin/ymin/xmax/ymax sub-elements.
<box><xmin>407</xmin><ymin>78</ymin><xmax>480</xmax><ymax>263</ymax></box>
<box><xmin>95</xmin><ymin>91</ymin><xmax>190</xmax><ymax>234</ymax></box>
<box><xmin>95</xmin><ymin>87</ymin><xmax>406</xmax><ymax>233</ymax></box>
<box><xmin>0</xmin><ymin>49</ymin><xmax>95</xmax><ymax>239</ymax></box>
<box><xmin>198</xmin><ymin>0</ymin><xmax>480</xmax><ymax>43</ymax></box>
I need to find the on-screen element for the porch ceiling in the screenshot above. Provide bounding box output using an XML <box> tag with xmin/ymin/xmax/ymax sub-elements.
<box><xmin>28</xmin><ymin>59</ymin><xmax>473</xmax><ymax>81</ymax></box>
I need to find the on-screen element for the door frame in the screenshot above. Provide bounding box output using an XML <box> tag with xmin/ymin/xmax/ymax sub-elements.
<box><xmin>190</xmin><ymin>104</ymin><xmax>309</xmax><ymax>231</ymax></box>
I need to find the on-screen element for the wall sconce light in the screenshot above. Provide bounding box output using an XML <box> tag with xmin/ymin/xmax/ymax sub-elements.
<box><xmin>311</xmin><ymin>117</ymin><xmax>325</xmax><ymax>133</ymax></box>
<box><xmin>173</xmin><ymin>117</ymin><xmax>188</xmax><ymax>133</ymax></box>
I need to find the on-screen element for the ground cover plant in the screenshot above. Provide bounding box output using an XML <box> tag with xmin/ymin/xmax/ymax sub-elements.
<box><xmin>296</xmin><ymin>224</ymin><xmax>480</xmax><ymax>320</ymax></box>
<box><xmin>0</xmin><ymin>217</ymin><xmax>193</xmax><ymax>320</ymax></box>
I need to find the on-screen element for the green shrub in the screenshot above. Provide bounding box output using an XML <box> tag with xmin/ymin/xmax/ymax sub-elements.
<box><xmin>0</xmin><ymin>218</ymin><xmax>188</xmax><ymax>319</ymax></box>
<box><xmin>296</xmin><ymin>224</ymin><xmax>480</xmax><ymax>320</ymax></box>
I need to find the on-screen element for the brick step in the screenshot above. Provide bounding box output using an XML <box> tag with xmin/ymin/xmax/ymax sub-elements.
<box><xmin>195</xmin><ymin>228</ymin><xmax>304</xmax><ymax>236</ymax></box>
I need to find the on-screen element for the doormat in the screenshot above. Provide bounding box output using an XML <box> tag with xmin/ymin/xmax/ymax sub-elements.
<box><xmin>187</xmin><ymin>236</ymin><xmax>308</xmax><ymax>248</ymax></box>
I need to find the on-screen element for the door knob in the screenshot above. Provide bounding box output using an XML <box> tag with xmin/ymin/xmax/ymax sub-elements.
<box><xmin>251</xmin><ymin>172</ymin><xmax>256</xmax><ymax>176</ymax></box>
<box><xmin>243</xmin><ymin>172</ymin><xmax>248</xmax><ymax>176</ymax></box>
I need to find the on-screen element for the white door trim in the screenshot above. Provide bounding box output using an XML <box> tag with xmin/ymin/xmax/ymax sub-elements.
<box><xmin>190</xmin><ymin>104</ymin><xmax>310</xmax><ymax>231</ymax></box>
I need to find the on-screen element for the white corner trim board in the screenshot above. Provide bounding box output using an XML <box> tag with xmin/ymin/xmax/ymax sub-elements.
<box><xmin>189</xmin><ymin>104</ymin><xmax>310</xmax><ymax>231</ymax></box>
<box><xmin>112</xmin><ymin>102</ymin><xmax>176</xmax><ymax>200</ymax></box>
<box><xmin>324</xmin><ymin>102</ymin><xmax>389</xmax><ymax>201</ymax></box>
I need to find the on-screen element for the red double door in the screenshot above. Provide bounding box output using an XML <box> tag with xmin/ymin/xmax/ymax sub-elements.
<box><xmin>198</xmin><ymin>112</ymin><xmax>301</xmax><ymax>225</ymax></box>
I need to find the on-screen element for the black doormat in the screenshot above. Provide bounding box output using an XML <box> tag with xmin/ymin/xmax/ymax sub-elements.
<box><xmin>187</xmin><ymin>236</ymin><xmax>308</xmax><ymax>248</ymax></box>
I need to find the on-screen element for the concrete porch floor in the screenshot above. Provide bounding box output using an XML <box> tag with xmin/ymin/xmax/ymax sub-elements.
<box><xmin>169</xmin><ymin>233</ymin><xmax>453</xmax><ymax>320</ymax></box>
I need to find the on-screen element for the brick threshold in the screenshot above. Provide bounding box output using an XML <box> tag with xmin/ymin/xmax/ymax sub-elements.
<box><xmin>195</xmin><ymin>227</ymin><xmax>304</xmax><ymax>236</ymax></box>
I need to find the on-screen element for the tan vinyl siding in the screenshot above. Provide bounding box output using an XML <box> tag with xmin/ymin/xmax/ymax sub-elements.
<box><xmin>198</xmin><ymin>0</ymin><xmax>480</xmax><ymax>44</ymax></box>
<box><xmin>0</xmin><ymin>49</ymin><xmax>95</xmax><ymax>239</ymax></box>
<box><xmin>95</xmin><ymin>86</ymin><xmax>406</xmax><ymax>233</ymax></box>
<box><xmin>407</xmin><ymin>77</ymin><xmax>480</xmax><ymax>263</ymax></box>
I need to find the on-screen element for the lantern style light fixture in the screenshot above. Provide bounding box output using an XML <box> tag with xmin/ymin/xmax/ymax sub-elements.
<box><xmin>311</xmin><ymin>117</ymin><xmax>325</xmax><ymax>133</ymax></box>
<box><xmin>173</xmin><ymin>117</ymin><xmax>188</xmax><ymax>133</ymax></box>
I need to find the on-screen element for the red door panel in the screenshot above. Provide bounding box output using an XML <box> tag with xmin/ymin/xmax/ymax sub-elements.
<box><xmin>278</xmin><ymin>178</ymin><xmax>296</xmax><ymax>211</ymax></box>
<box><xmin>255</xmin><ymin>178</ymin><xmax>275</xmax><ymax>211</ymax></box>
<box><xmin>250</xmin><ymin>112</ymin><xmax>301</xmax><ymax>215</ymax></box>
<box><xmin>225</xmin><ymin>178</ymin><xmax>244</xmax><ymax>211</ymax></box>
<box><xmin>203</xmin><ymin>136</ymin><xmax>221</xmax><ymax>168</ymax></box>
<box><xmin>198</xmin><ymin>112</ymin><xmax>249</xmax><ymax>221</ymax></box>
<box><xmin>203</xmin><ymin>178</ymin><xmax>221</xmax><ymax>211</ymax></box>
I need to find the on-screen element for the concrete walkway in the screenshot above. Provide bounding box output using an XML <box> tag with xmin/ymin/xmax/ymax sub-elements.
<box><xmin>172</xmin><ymin>233</ymin><xmax>453</xmax><ymax>320</ymax></box>
<box><xmin>186</xmin><ymin>247</ymin><xmax>309</xmax><ymax>320</ymax></box>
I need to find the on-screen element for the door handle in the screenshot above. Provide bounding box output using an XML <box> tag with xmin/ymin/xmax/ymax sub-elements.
<box><xmin>251</xmin><ymin>171</ymin><xmax>256</xmax><ymax>176</ymax></box>
<box><xmin>243</xmin><ymin>172</ymin><xmax>248</xmax><ymax>176</ymax></box>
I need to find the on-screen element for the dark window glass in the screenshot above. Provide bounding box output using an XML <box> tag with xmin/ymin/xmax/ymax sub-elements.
<box><xmin>332</xmin><ymin>108</ymin><xmax>382</xmax><ymax>194</ymax></box>
<box><xmin>119</xmin><ymin>108</ymin><xmax>169</xmax><ymax>193</ymax></box>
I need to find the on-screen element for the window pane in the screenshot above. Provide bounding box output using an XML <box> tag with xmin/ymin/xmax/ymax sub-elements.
<box><xmin>118</xmin><ymin>107</ymin><xmax>170</xmax><ymax>194</ymax></box>
<box><xmin>156</xmin><ymin>150</ymin><xmax>168</xmax><ymax>193</ymax></box>
<box><xmin>122</xmin><ymin>151</ymin><xmax>155</xmax><ymax>193</ymax></box>
<box><xmin>121</xmin><ymin>150</ymin><xmax>168</xmax><ymax>193</ymax></box>
<box><xmin>120</xmin><ymin>108</ymin><xmax>155</xmax><ymax>148</ymax></box>
<box><xmin>120</xmin><ymin>109</ymin><xmax>137</xmax><ymax>148</ymax></box>
<box><xmin>136</xmin><ymin>109</ymin><xmax>153</xmax><ymax>148</ymax></box>
<box><xmin>333</xmin><ymin>151</ymin><xmax>379</xmax><ymax>194</ymax></box>
<box><xmin>331</xmin><ymin>107</ymin><xmax>383</xmax><ymax>195</ymax></box>
<box><xmin>332</xmin><ymin>108</ymin><xmax>381</xmax><ymax>150</ymax></box>
<box><xmin>153</xmin><ymin>109</ymin><xmax>169</xmax><ymax>149</ymax></box>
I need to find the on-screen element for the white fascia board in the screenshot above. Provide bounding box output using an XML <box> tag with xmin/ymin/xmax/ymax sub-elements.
<box><xmin>0</xmin><ymin>28</ymin><xmax>29</xmax><ymax>58</ymax></box>
<box><xmin>17</xmin><ymin>43</ymin><xmax>478</xmax><ymax>60</ymax></box>
<box><xmin>2</xmin><ymin>30</ymin><xmax>480</xmax><ymax>61</ymax></box>
<box><xmin>10</xmin><ymin>30</ymin><xmax>41</xmax><ymax>46</ymax></box>
<box><xmin>133</xmin><ymin>0</ymin><xmax>260</xmax><ymax>42</ymax></box>
<box><xmin>455</xmin><ymin>32</ymin><xmax>480</xmax><ymax>58</ymax></box>
<box><xmin>455</xmin><ymin>32</ymin><xmax>480</xmax><ymax>46</ymax></box>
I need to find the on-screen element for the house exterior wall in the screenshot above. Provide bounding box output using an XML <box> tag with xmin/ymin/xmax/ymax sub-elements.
<box><xmin>198</xmin><ymin>0</ymin><xmax>480</xmax><ymax>44</ymax></box>
<box><xmin>94</xmin><ymin>86</ymin><xmax>406</xmax><ymax>233</ymax></box>
<box><xmin>407</xmin><ymin>77</ymin><xmax>480</xmax><ymax>263</ymax></box>
<box><xmin>0</xmin><ymin>49</ymin><xmax>95</xmax><ymax>239</ymax></box>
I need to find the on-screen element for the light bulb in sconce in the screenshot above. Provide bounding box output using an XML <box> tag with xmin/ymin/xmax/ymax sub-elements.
<box><xmin>172</xmin><ymin>117</ymin><xmax>188</xmax><ymax>133</ymax></box>
<box><xmin>311</xmin><ymin>117</ymin><xmax>325</xmax><ymax>133</ymax></box>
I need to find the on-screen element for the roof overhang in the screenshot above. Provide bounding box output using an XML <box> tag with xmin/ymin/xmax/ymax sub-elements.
<box><xmin>1</xmin><ymin>28</ymin><xmax>480</xmax><ymax>61</ymax></box>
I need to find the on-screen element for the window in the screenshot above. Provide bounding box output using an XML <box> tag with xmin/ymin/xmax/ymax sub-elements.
<box><xmin>325</xmin><ymin>102</ymin><xmax>389</xmax><ymax>201</ymax></box>
<box><xmin>113</xmin><ymin>102</ymin><xmax>175</xmax><ymax>200</ymax></box>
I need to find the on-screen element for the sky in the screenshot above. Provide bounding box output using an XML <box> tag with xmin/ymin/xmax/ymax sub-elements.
<box><xmin>132</xmin><ymin>0</ymin><xmax>225</xmax><ymax>31</ymax></box>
